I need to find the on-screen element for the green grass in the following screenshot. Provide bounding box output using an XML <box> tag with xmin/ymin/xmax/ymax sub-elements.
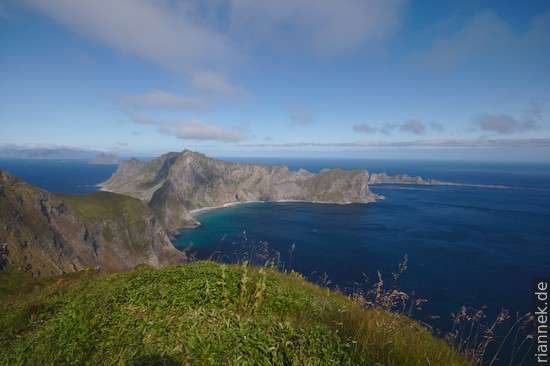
<box><xmin>0</xmin><ymin>262</ymin><xmax>470</xmax><ymax>365</ymax></box>
<box><xmin>0</xmin><ymin>266</ymin><xmax>98</xmax><ymax>352</ymax></box>
<box><xmin>57</xmin><ymin>192</ymin><xmax>147</xmax><ymax>235</ymax></box>
<box><xmin>58</xmin><ymin>192</ymin><xmax>144</xmax><ymax>221</ymax></box>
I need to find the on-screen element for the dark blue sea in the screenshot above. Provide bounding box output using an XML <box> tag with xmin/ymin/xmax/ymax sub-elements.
<box><xmin>174</xmin><ymin>158</ymin><xmax>550</xmax><ymax>353</ymax></box>
<box><xmin>2</xmin><ymin>157</ymin><xmax>549</xmax><ymax>361</ymax></box>
<box><xmin>0</xmin><ymin>159</ymin><xmax>118</xmax><ymax>194</ymax></box>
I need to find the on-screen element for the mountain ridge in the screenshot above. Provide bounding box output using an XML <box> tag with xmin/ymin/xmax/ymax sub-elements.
<box><xmin>100</xmin><ymin>150</ymin><xmax>511</xmax><ymax>238</ymax></box>
<box><xmin>100</xmin><ymin>150</ymin><xmax>384</xmax><ymax>237</ymax></box>
<box><xmin>0</xmin><ymin>169</ymin><xmax>184</xmax><ymax>276</ymax></box>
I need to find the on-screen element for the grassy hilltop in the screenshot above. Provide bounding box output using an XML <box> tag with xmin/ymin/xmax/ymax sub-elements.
<box><xmin>0</xmin><ymin>261</ymin><xmax>469</xmax><ymax>365</ymax></box>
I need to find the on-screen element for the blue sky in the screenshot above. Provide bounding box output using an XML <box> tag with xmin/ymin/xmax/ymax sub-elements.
<box><xmin>1</xmin><ymin>0</ymin><xmax>549</xmax><ymax>160</ymax></box>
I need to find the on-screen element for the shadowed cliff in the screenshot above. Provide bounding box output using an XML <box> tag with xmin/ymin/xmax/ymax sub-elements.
<box><xmin>0</xmin><ymin>170</ymin><xmax>184</xmax><ymax>276</ymax></box>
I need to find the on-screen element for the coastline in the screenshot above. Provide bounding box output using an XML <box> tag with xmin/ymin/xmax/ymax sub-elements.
<box><xmin>189</xmin><ymin>201</ymin><xmax>262</xmax><ymax>216</ymax></box>
<box><xmin>98</xmin><ymin>185</ymin><xmax>112</xmax><ymax>193</ymax></box>
<box><xmin>188</xmin><ymin>196</ymin><xmax>384</xmax><ymax>217</ymax></box>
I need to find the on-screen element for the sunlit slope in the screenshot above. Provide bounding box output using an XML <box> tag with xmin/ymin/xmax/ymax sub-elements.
<box><xmin>0</xmin><ymin>261</ymin><xmax>469</xmax><ymax>365</ymax></box>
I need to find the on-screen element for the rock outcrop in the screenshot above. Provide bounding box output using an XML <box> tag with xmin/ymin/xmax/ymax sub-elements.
<box><xmin>101</xmin><ymin>150</ymin><xmax>383</xmax><ymax>237</ymax></box>
<box><xmin>148</xmin><ymin>180</ymin><xmax>201</xmax><ymax>239</ymax></box>
<box><xmin>0</xmin><ymin>170</ymin><xmax>184</xmax><ymax>276</ymax></box>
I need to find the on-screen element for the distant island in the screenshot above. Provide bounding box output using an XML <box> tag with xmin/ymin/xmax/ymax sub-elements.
<box><xmin>0</xmin><ymin>146</ymin><xmax>100</xmax><ymax>160</ymax></box>
<box><xmin>89</xmin><ymin>153</ymin><xmax>121</xmax><ymax>165</ymax></box>
<box><xmin>0</xmin><ymin>146</ymin><xmax>124</xmax><ymax>163</ymax></box>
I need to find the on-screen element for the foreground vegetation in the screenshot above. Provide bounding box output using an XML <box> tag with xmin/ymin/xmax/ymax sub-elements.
<box><xmin>0</xmin><ymin>261</ymin><xmax>469</xmax><ymax>365</ymax></box>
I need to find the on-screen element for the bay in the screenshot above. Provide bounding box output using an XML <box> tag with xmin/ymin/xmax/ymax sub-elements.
<box><xmin>174</xmin><ymin>158</ymin><xmax>550</xmax><ymax>331</ymax></box>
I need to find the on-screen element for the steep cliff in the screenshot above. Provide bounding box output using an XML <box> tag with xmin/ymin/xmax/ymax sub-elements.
<box><xmin>0</xmin><ymin>170</ymin><xmax>184</xmax><ymax>276</ymax></box>
<box><xmin>103</xmin><ymin>150</ymin><xmax>382</xmax><ymax>206</ymax></box>
<box><xmin>148</xmin><ymin>180</ymin><xmax>201</xmax><ymax>239</ymax></box>
<box><xmin>100</xmin><ymin>151</ymin><xmax>383</xmax><ymax>236</ymax></box>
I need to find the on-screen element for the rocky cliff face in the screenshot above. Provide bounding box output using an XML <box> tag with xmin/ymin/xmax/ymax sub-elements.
<box><xmin>148</xmin><ymin>180</ymin><xmax>201</xmax><ymax>240</ymax></box>
<box><xmin>101</xmin><ymin>153</ymin><xmax>180</xmax><ymax>201</ymax></box>
<box><xmin>101</xmin><ymin>150</ymin><xmax>383</xmax><ymax>236</ymax></box>
<box><xmin>0</xmin><ymin>170</ymin><xmax>184</xmax><ymax>276</ymax></box>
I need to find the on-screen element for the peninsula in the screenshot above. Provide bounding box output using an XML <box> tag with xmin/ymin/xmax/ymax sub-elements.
<box><xmin>100</xmin><ymin>150</ymin><xmax>386</xmax><ymax>237</ymax></box>
<box><xmin>100</xmin><ymin>150</ymin><xmax>495</xmax><ymax>238</ymax></box>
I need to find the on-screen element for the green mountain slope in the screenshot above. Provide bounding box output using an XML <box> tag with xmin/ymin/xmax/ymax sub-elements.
<box><xmin>0</xmin><ymin>261</ymin><xmax>469</xmax><ymax>365</ymax></box>
<box><xmin>0</xmin><ymin>170</ymin><xmax>183</xmax><ymax>275</ymax></box>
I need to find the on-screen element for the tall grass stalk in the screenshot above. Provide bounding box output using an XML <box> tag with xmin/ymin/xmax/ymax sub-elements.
<box><xmin>206</xmin><ymin>239</ymin><xmax>533</xmax><ymax>365</ymax></box>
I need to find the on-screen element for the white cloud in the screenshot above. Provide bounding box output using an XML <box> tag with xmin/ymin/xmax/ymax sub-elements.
<box><xmin>128</xmin><ymin>113</ymin><xmax>165</xmax><ymax>126</ymax></box>
<box><xmin>352</xmin><ymin>124</ymin><xmax>376</xmax><ymax>133</ymax></box>
<box><xmin>472</xmin><ymin>99</ymin><xmax>545</xmax><ymax>135</ymax></box>
<box><xmin>473</xmin><ymin>114</ymin><xmax>541</xmax><ymax>135</ymax></box>
<box><xmin>120</xmin><ymin>91</ymin><xmax>205</xmax><ymax>110</ymax></box>
<box><xmin>191</xmin><ymin>71</ymin><xmax>244</xmax><ymax>97</ymax></box>
<box><xmin>474</xmin><ymin>114</ymin><xmax>520</xmax><ymax>135</ymax></box>
<box><xmin>229</xmin><ymin>0</ymin><xmax>405</xmax><ymax>56</ymax></box>
<box><xmin>23</xmin><ymin>0</ymin><xmax>241</xmax><ymax>96</ymax></box>
<box><xmin>400</xmin><ymin>119</ymin><xmax>425</xmax><ymax>135</ymax></box>
<box><xmin>128</xmin><ymin>112</ymin><xmax>244</xmax><ymax>142</ymax></box>
<box><xmin>353</xmin><ymin>119</ymin><xmax>444</xmax><ymax>135</ymax></box>
<box><xmin>162</xmin><ymin>119</ymin><xmax>244</xmax><ymax>142</ymax></box>
<box><xmin>243</xmin><ymin>138</ymin><xmax>550</xmax><ymax>149</ymax></box>
<box><xmin>416</xmin><ymin>10</ymin><xmax>550</xmax><ymax>72</ymax></box>
<box><xmin>24</xmin><ymin>0</ymin><xmax>406</xmax><ymax>100</ymax></box>
<box><xmin>288</xmin><ymin>104</ymin><xmax>313</xmax><ymax>126</ymax></box>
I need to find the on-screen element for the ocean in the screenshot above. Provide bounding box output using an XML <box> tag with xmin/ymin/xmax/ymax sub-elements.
<box><xmin>2</xmin><ymin>157</ymin><xmax>549</xmax><ymax>360</ymax></box>
<box><xmin>173</xmin><ymin>159</ymin><xmax>550</xmax><ymax>327</ymax></box>
<box><xmin>0</xmin><ymin>159</ymin><xmax>119</xmax><ymax>194</ymax></box>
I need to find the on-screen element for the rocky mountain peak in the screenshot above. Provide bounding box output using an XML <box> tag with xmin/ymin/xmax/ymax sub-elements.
<box><xmin>100</xmin><ymin>151</ymin><xmax>383</xmax><ymax>237</ymax></box>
